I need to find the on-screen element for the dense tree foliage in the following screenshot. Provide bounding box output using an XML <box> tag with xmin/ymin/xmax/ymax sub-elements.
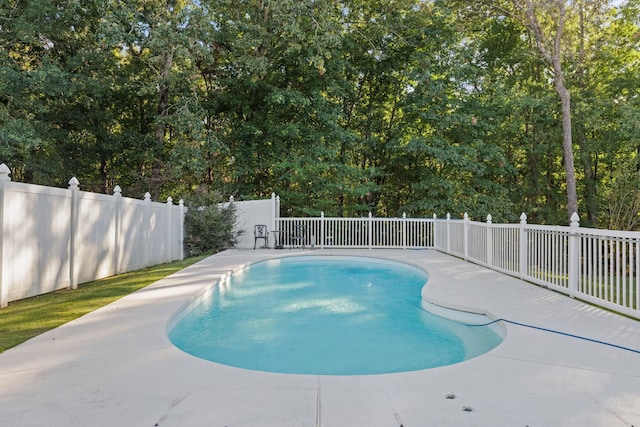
<box><xmin>1</xmin><ymin>0</ymin><xmax>638</xmax><ymax>227</ymax></box>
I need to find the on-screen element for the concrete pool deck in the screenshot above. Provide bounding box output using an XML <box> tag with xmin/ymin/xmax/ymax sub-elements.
<box><xmin>1</xmin><ymin>249</ymin><xmax>639</xmax><ymax>427</ymax></box>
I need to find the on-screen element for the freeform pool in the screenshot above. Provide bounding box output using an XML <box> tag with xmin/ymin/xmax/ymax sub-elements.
<box><xmin>168</xmin><ymin>256</ymin><xmax>503</xmax><ymax>375</ymax></box>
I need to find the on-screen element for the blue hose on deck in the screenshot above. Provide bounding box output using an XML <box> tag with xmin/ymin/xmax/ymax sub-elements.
<box><xmin>467</xmin><ymin>318</ymin><xmax>640</xmax><ymax>355</ymax></box>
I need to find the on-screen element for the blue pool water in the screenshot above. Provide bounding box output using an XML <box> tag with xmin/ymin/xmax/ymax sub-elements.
<box><xmin>168</xmin><ymin>256</ymin><xmax>502</xmax><ymax>375</ymax></box>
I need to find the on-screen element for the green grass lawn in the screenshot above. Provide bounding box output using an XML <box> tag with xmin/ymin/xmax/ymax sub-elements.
<box><xmin>0</xmin><ymin>255</ymin><xmax>207</xmax><ymax>353</ymax></box>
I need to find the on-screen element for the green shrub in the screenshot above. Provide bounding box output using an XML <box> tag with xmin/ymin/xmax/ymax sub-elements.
<box><xmin>184</xmin><ymin>191</ymin><xmax>241</xmax><ymax>255</ymax></box>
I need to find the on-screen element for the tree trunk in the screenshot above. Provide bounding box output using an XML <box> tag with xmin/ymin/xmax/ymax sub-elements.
<box><xmin>522</xmin><ymin>0</ymin><xmax>579</xmax><ymax>222</ymax></box>
<box><xmin>554</xmin><ymin>73</ymin><xmax>579</xmax><ymax>220</ymax></box>
<box><xmin>150</xmin><ymin>47</ymin><xmax>175</xmax><ymax>200</ymax></box>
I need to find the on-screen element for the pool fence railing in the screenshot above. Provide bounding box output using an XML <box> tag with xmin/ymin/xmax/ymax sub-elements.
<box><xmin>261</xmin><ymin>197</ymin><xmax>639</xmax><ymax>320</ymax></box>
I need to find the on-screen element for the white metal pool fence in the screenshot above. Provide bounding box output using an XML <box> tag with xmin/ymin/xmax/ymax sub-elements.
<box><xmin>0</xmin><ymin>164</ymin><xmax>184</xmax><ymax>308</ymax></box>
<box><xmin>275</xmin><ymin>211</ymin><xmax>640</xmax><ymax>320</ymax></box>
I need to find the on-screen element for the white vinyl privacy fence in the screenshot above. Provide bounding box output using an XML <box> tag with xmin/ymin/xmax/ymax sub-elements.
<box><xmin>0</xmin><ymin>164</ymin><xmax>184</xmax><ymax>307</ymax></box>
<box><xmin>275</xmin><ymin>211</ymin><xmax>640</xmax><ymax>320</ymax></box>
<box><xmin>226</xmin><ymin>194</ymin><xmax>280</xmax><ymax>249</ymax></box>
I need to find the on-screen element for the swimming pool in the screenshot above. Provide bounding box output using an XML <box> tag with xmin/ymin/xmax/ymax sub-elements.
<box><xmin>168</xmin><ymin>256</ymin><xmax>503</xmax><ymax>375</ymax></box>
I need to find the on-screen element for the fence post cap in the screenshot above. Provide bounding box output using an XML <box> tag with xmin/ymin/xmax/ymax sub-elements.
<box><xmin>229</xmin><ymin>195</ymin><xmax>234</xmax><ymax>202</ymax></box>
<box><xmin>570</xmin><ymin>212</ymin><xmax>580</xmax><ymax>227</ymax></box>
<box><xmin>446</xmin><ymin>213</ymin><xmax>451</xmax><ymax>220</ymax></box>
<box><xmin>0</xmin><ymin>163</ymin><xmax>11</xmax><ymax>181</ymax></box>
<box><xmin>144</xmin><ymin>192</ymin><xmax>151</xmax><ymax>201</ymax></box>
<box><xmin>403</xmin><ymin>212</ymin><xmax>406</xmax><ymax>218</ymax></box>
<box><xmin>520</xmin><ymin>212</ymin><xmax>527</xmax><ymax>224</ymax></box>
<box><xmin>179</xmin><ymin>199</ymin><xmax>184</xmax><ymax>206</ymax></box>
<box><xmin>486</xmin><ymin>214</ymin><xmax>492</xmax><ymax>223</ymax></box>
<box><xmin>113</xmin><ymin>185</ymin><xmax>122</xmax><ymax>196</ymax></box>
<box><xmin>167</xmin><ymin>196</ymin><xmax>173</xmax><ymax>205</ymax></box>
<box><xmin>68</xmin><ymin>177</ymin><xmax>80</xmax><ymax>189</ymax></box>
<box><xmin>433</xmin><ymin>213</ymin><xmax>437</xmax><ymax>219</ymax></box>
<box><xmin>464</xmin><ymin>212</ymin><xmax>469</xmax><ymax>220</ymax></box>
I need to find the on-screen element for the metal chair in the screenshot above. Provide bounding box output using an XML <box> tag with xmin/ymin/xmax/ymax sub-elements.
<box><xmin>290</xmin><ymin>224</ymin><xmax>306</xmax><ymax>248</ymax></box>
<box><xmin>254</xmin><ymin>224</ymin><xmax>269</xmax><ymax>249</ymax></box>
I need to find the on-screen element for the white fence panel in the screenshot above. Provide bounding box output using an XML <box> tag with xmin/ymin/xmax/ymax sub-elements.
<box><xmin>118</xmin><ymin>197</ymin><xmax>149</xmax><ymax>272</ymax></box>
<box><xmin>576</xmin><ymin>230</ymin><xmax>640</xmax><ymax>318</ymax></box>
<box><xmin>273</xmin><ymin>218</ymin><xmax>321</xmax><ymax>248</ymax></box>
<box><xmin>406</xmin><ymin>218</ymin><xmax>434</xmax><ymax>248</ymax></box>
<box><xmin>0</xmin><ymin>165</ymin><xmax>184</xmax><ymax>307</ymax></box>
<box><xmin>524</xmin><ymin>225</ymin><xmax>569</xmax><ymax>291</ymax></box>
<box><xmin>2</xmin><ymin>182</ymin><xmax>72</xmax><ymax>301</ymax></box>
<box><xmin>372</xmin><ymin>218</ymin><xmax>403</xmax><ymax>248</ymax></box>
<box><xmin>171</xmin><ymin>201</ymin><xmax>185</xmax><ymax>261</ymax></box>
<box><xmin>449</xmin><ymin>220</ymin><xmax>465</xmax><ymax>258</ymax></box>
<box><xmin>273</xmin><ymin>215</ymin><xmax>434</xmax><ymax>249</ymax></box>
<box><xmin>75</xmin><ymin>191</ymin><xmax>118</xmax><ymax>284</ymax></box>
<box><xmin>467</xmin><ymin>221</ymin><xmax>488</xmax><ymax>265</ymax></box>
<box><xmin>491</xmin><ymin>224</ymin><xmax>520</xmax><ymax>275</ymax></box>
<box><xmin>323</xmin><ymin>217</ymin><xmax>369</xmax><ymax>248</ymax></box>
<box><xmin>434</xmin><ymin>219</ymin><xmax>448</xmax><ymax>252</ymax></box>
<box><xmin>148</xmin><ymin>200</ymin><xmax>171</xmax><ymax>265</ymax></box>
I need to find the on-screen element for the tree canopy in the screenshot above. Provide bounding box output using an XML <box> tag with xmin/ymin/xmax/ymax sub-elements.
<box><xmin>1</xmin><ymin>0</ymin><xmax>639</xmax><ymax>227</ymax></box>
